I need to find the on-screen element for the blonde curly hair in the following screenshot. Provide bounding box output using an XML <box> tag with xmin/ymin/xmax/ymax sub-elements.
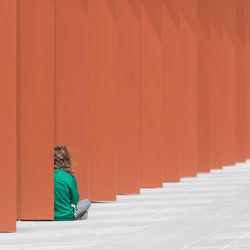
<box><xmin>54</xmin><ymin>145</ymin><xmax>74</xmax><ymax>176</ymax></box>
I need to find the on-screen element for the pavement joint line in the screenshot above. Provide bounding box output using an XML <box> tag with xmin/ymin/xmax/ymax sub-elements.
<box><xmin>221</xmin><ymin>231</ymin><xmax>250</xmax><ymax>249</ymax></box>
<box><xmin>180</xmin><ymin>212</ymin><xmax>250</xmax><ymax>249</ymax></box>
<box><xmin>138</xmin><ymin>196</ymin><xmax>250</xmax><ymax>248</ymax></box>
<box><xmin>139</xmin><ymin>198</ymin><xmax>250</xmax><ymax>249</ymax></box>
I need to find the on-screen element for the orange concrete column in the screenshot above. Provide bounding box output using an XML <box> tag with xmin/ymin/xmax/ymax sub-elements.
<box><xmin>197</xmin><ymin>0</ymin><xmax>211</xmax><ymax>172</ymax></box>
<box><xmin>89</xmin><ymin>0</ymin><xmax>117</xmax><ymax>201</ymax></box>
<box><xmin>55</xmin><ymin>0</ymin><xmax>89</xmax><ymax>199</ymax></box>
<box><xmin>246</xmin><ymin>0</ymin><xmax>250</xmax><ymax>158</ymax></box>
<box><xmin>222</xmin><ymin>0</ymin><xmax>236</xmax><ymax>166</ymax></box>
<box><xmin>235</xmin><ymin>0</ymin><xmax>247</xmax><ymax>162</ymax></box>
<box><xmin>0</xmin><ymin>0</ymin><xmax>17</xmax><ymax>232</ymax></box>
<box><xmin>117</xmin><ymin>0</ymin><xmax>141</xmax><ymax>194</ymax></box>
<box><xmin>141</xmin><ymin>0</ymin><xmax>163</xmax><ymax>187</ymax></box>
<box><xmin>162</xmin><ymin>0</ymin><xmax>181</xmax><ymax>182</ymax></box>
<box><xmin>210</xmin><ymin>0</ymin><xmax>224</xmax><ymax>169</ymax></box>
<box><xmin>17</xmin><ymin>0</ymin><xmax>55</xmax><ymax>219</ymax></box>
<box><xmin>180</xmin><ymin>0</ymin><xmax>198</xmax><ymax>177</ymax></box>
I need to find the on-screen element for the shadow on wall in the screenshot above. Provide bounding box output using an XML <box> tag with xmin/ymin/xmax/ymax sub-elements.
<box><xmin>106</xmin><ymin>0</ymin><xmax>116</xmax><ymax>19</ymax></box>
<box><xmin>223</xmin><ymin>0</ymin><xmax>236</xmax><ymax>44</ymax></box>
<box><xmin>162</xmin><ymin>0</ymin><xmax>179</xmax><ymax>31</ymax></box>
<box><xmin>236</xmin><ymin>0</ymin><xmax>245</xmax><ymax>41</ymax></box>
<box><xmin>128</xmin><ymin>0</ymin><xmax>140</xmax><ymax>23</ymax></box>
<box><xmin>81</xmin><ymin>0</ymin><xmax>88</xmax><ymax>10</ymax></box>
<box><xmin>142</xmin><ymin>0</ymin><xmax>162</xmax><ymax>40</ymax></box>
<box><xmin>197</xmin><ymin>0</ymin><xmax>210</xmax><ymax>37</ymax></box>
<box><xmin>181</xmin><ymin>0</ymin><xmax>196</xmax><ymax>36</ymax></box>
<box><xmin>210</xmin><ymin>0</ymin><xmax>222</xmax><ymax>37</ymax></box>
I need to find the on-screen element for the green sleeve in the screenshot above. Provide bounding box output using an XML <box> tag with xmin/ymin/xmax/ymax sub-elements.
<box><xmin>70</xmin><ymin>176</ymin><xmax>79</xmax><ymax>205</ymax></box>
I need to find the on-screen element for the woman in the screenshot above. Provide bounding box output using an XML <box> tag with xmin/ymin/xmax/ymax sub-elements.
<box><xmin>54</xmin><ymin>145</ymin><xmax>91</xmax><ymax>221</ymax></box>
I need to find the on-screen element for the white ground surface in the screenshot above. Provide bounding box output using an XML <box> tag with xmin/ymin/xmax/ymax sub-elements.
<box><xmin>1</xmin><ymin>162</ymin><xmax>250</xmax><ymax>250</ymax></box>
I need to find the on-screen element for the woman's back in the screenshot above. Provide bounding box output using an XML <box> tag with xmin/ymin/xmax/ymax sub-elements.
<box><xmin>54</xmin><ymin>169</ymin><xmax>79</xmax><ymax>221</ymax></box>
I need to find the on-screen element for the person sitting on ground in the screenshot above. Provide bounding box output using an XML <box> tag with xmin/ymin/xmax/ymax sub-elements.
<box><xmin>54</xmin><ymin>145</ymin><xmax>91</xmax><ymax>221</ymax></box>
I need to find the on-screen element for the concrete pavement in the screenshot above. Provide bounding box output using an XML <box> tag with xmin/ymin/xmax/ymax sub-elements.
<box><xmin>1</xmin><ymin>162</ymin><xmax>250</xmax><ymax>249</ymax></box>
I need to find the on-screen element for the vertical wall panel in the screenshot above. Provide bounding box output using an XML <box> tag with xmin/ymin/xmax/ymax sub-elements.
<box><xmin>222</xmin><ymin>0</ymin><xmax>236</xmax><ymax>165</ymax></box>
<box><xmin>117</xmin><ymin>0</ymin><xmax>141</xmax><ymax>194</ymax></box>
<box><xmin>235</xmin><ymin>0</ymin><xmax>247</xmax><ymax>162</ymax></box>
<box><xmin>89</xmin><ymin>0</ymin><xmax>117</xmax><ymax>201</ymax></box>
<box><xmin>210</xmin><ymin>0</ymin><xmax>224</xmax><ymax>169</ymax></box>
<box><xmin>197</xmin><ymin>0</ymin><xmax>210</xmax><ymax>172</ymax></box>
<box><xmin>141</xmin><ymin>0</ymin><xmax>163</xmax><ymax>187</ymax></box>
<box><xmin>55</xmin><ymin>0</ymin><xmax>89</xmax><ymax>199</ymax></box>
<box><xmin>246</xmin><ymin>0</ymin><xmax>250</xmax><ymax>158</ymax></box>
<box><xmin>162</xmin><ymin>0</ymin><xmax>181</xmax><ymax>182</ymax></box>
<box><xmin>180</xmin><ymin>0</ymin><xmax>198</xmax><ymax>177</ymax></box>
<box><xmin>18</xmin><ymin>0</ymin><xmax>55</xmax><ymax>219</ymax></box>
<box><xmin>0</xmin><ymin>0</ymin><xmax>16</xmax><ymax>231</ymax></box>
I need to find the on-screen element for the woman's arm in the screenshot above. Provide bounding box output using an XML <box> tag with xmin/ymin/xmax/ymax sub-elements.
<box><xmin>70</xmin><ymin>176</ymin><xmax>79</xmax><ymax>205</ymax></box>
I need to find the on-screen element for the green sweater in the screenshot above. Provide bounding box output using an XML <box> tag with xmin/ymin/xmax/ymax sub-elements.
<box><xmin>54</xmin><ymin>169</ymin><xmax>79</xmax><ymax>221</ymax></box>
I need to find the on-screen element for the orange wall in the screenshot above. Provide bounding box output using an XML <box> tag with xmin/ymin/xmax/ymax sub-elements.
<box><xmin>17</xmin><ymin>0</ymin><xmax>55</xmax><ymax>220</ymax></box>
<box><xmin>246</xmin><ymin>0</ymin><xmax>250</xmax><ymax>158</ymax></box>
<box><xmin>223</xmin><ymin>0</ymin><xmax>237</xmax><ymax>165</ymax></box>
<box><xmin>88</xmin><ymin>0</ymin><xmax>117</xmax><ymax>201</ymax></box>
<box><xmin>141</xmin><ymin>0</ymin><xmax>164</xmax><ymax>187</ymax></box>
<box><xmin>0</xmin><ymin>0</ymin><xmax>17</xmax><ymax>232</ymax></box>
<box><xmin>210</xmin><ymin>0</ymin><xmax>224</xmax><ymax>169</ymax></box>
<box><xmin>180</xmin><ymin>0</ymin><xmax>198</xmax><ymax>177</ymax></box>
<box><xmin>116</xmin><ymin>0</ymin><xmax>141</xmax><ymax>194</ymax></box>
<box><xmin>55</xmin><ymin>0</ymin><xmax>89</xmax><ymax>199</ymax></box>
<box><xmin>235</xmin><ymin>0</ymin><xmax>247</xmax><ymax>162</ymax></box>
<box><xmin>1</xmin><ymin>0</ymin><xmax>250</xmax><ymax>231</ymax></box>
<box><xmin>197</xmin><ymin>0</ymin><xmax>211</xmax><ymax>173</ymax></box>
<box><xmin>162</xmin><ymin>0</ymin><xmax>181</xmax><ymax>182</ymax></box>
